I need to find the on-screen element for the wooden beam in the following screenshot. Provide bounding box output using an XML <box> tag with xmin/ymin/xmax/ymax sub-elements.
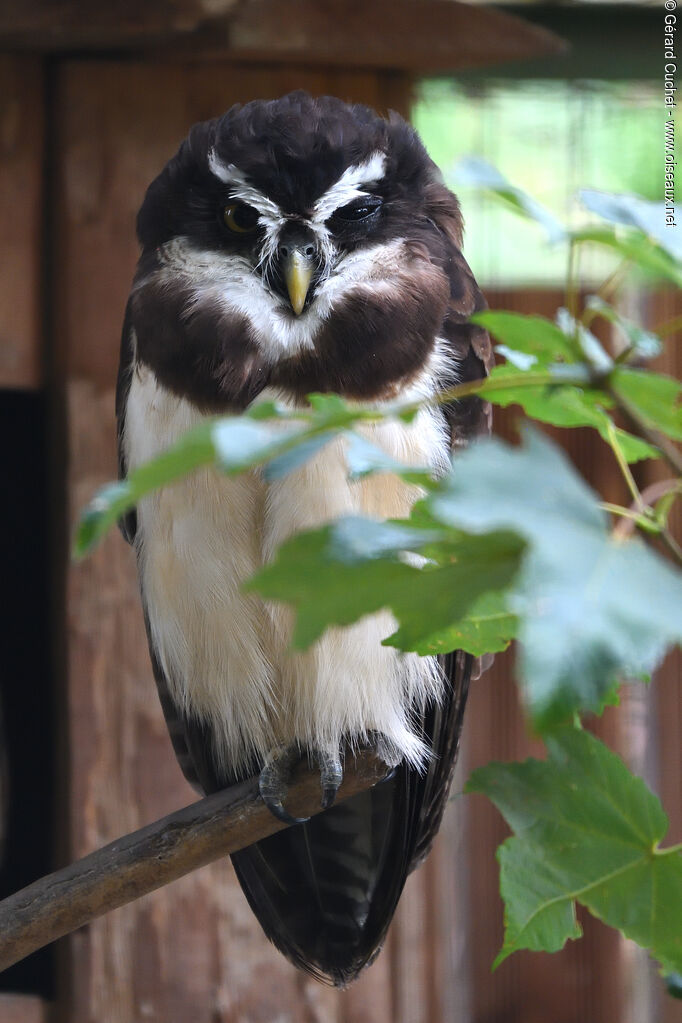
<box><xmin>0</xmin><ymin>57</ymin><xmax>43</xmax><ymax>389</ymax></box>
<box><xmin>225</xmin><ymin>0</ymin><xmax>566</xmax><ymax>72</ymax></box>
<box><xmin>0</xmin><ymin>0</ymin><xmax>565</xmax><ymax>73</ymax></box>
<box><xmin>0</xmin><ymin>0</ymin><xmax>240</xmax><ymax>51</ymax></box>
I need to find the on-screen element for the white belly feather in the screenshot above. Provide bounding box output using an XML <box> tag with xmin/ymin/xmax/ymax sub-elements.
<box><xmin>124</xmin><ymin>364</ymin><xmax>450</xmax><ymax>776</ymax></box>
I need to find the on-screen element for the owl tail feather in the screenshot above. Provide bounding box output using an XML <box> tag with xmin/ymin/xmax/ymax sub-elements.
<box><xmin>231</xmin><ymin>768</ymin><xmax>415</xmax><ymax>986</ymax></box>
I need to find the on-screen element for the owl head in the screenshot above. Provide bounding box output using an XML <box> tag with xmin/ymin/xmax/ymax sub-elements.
<box><xmin>127</xmin><ymin>91</ymin><xmax>484</xmax><ymax>410</ymax></box>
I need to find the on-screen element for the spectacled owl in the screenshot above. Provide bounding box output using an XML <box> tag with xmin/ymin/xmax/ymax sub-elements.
<box><xmin>116</xmin><ymin>91</ymin><xmax>492</xmax><ymax>986</ymax></box>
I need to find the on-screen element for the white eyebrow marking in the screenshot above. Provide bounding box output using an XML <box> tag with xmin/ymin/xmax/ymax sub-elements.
<box><xmin>208</xmin><ymin>151</ymin><xmax>290</xmax><ymax>271</ymax></box>
<box><xmin>208</xmin><ymin>151</ymin><xmax>284</xmax><ymax>223</ymax></box>
<box><xmin>311</xmin><ymin>151</ymin><xmax>386</xmax><ymax>223</ymax></box>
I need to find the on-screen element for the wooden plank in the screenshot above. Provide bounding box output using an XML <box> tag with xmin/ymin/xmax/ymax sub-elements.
<box><xmin>0</xmin><ymin>995</ymin><xmax>48</xmax><ymax>1023</ymax></box>
<box><xmin>0</xmin><ymin>56</ymin><xmax>43</xmax><ymax>389</ymax></box>
<box><xmin>0</xmin><ymin>0</ymin><xmax>565</xmax><ymax>73</ymax></box>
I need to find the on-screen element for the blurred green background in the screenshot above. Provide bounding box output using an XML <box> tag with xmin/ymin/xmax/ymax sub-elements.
<box><xmin>414</xmin><ymin>78</ymin><xmax>676</xmax><ymax>283</ymax></box>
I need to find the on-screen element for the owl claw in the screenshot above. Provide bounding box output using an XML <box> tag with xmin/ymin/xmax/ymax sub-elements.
<box><xmin>318</xmin><ymin>748</ymin><xmax>343</xmax><ymax>809</ymax></box>
<box><xmin>259</xmin><ymin>744</ymin><xmax>343</xmax><ymax>823</ymax></box>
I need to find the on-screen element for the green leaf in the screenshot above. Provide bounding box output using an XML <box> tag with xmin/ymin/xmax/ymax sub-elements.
<box><xmin>76</xmin><ymin>409</ymin><xmax>337</xmax><ymax>558</ymax></box>
<box><xmin>245</xmin><ymin>399</ymin><xmax>287</xmax><ymax>420</ymax></box>
<box><xmin>75</xmin><ymin>481</ymin><xmax>135</xmax><ymax>557</ymax></box>
<box><xmin>611</xmin><ymin>368</ymin><xmax>682</xmax><ymax>442</ymax></box>
<box><xmin>328</xmin><ymin>516</ymin><xmax>442</xmax><ymax>563</ymax></box>
<box><xmin>74</xmin><ymin>395</ymin><xmax>383</xmax><ymax>557</ymax></box>
<box><xmin>427</xmin><ymin>429</ymin><xmax>682</xmax><ymax>727</ymax></box>
<box><xmin>455</xmin><ymin>157</ymin><xmax>566</xmax><ymax>244</ymax></box>
<box><xmin>246</xmin><ymin>516</ymin><xmax>525</xmax><ymax>652</ymax></box>
<box><xmin>343</xmin><ymin>431</ymin><xmax>433</xmax><ymax>485</ymax></box>
<box><xmin>569</xmin><ymin>226</ymin><xmax>682</xmax><ymax>288</ymax></box>
<box><xmin>467</xmin><ymin>727</ymin><xmax>682</xmax><ymax>973</ymax></box>
<box><xmin>307</xmin><ymin>392</ymin><xmax>357</xmax><ymax>420</ymax></box>
<box><xmin>384</xmin><ymin>531</ymin><xmax>524</xmax><ymax>653</ymax></box>
<box><xmin>212</xmin><ymin>418</ymin><xmax>283</xmax><ymax>469</ymax></box>
<box><xmin>471</xmin><ymin>311</ymin><xmax>577</xmax><ymax>364</ymax></box>
<box><xmin>73</xmin><ymin>423</ymin><xmax>216</xmax><ymax>557</ymax></box>
<box><xmin>584</xmin><ymin>296</ymin><xmax>663</xmax><ymax>361</ymax></box>
<box><xmin>246</xmin><ymin>522</ymin><xmax>413</xmax><ymax>649</ymax></box>
<box><xmin>495</xmin><ymin>346</ymin><xmax>537</xmax><ymax>371</ymax></box>
<box><xmin>580</xmin><ymin>189</ymin><xmax>682</xmax><ymax>263</ymax></box>
<box><xmin>263</xmin><ymin>433</ymin><xmax>335</xmax><ymax>480</ymax></box>
<box><xmin>387</xmin><ymin>589</ymin><xmax>518</xmax><ymax>656</ymax></box>
<box><xmin>555</xmin><ymin>307</ymin><xmax>614</xmax><ymax>376</ymax></box>
<box><xmin>480</xmin><ymin>364</ymin><xmax>656</xmax><ymax>464</ymax></box>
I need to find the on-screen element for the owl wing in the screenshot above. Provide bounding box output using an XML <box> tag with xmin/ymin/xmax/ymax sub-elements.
<box><xmin>407</xmin><ymin>244</ymin><xmax>494</xmax><ymax>870</ymax></box>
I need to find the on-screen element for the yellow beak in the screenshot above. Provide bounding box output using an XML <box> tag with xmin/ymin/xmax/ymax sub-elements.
<box><xmin>283</xmin><ymin>249</ymin><xmax>314</xmax><ymax>316</ymax></box>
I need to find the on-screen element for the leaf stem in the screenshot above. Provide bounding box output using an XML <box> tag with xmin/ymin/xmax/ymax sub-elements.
<box><xmin>651</xmin><ymin>313</ymin><xmax>682</xmax><ymax>338</ymax></box>
<box><xmin>610</xmin><ymin>479</ymin><xmax>682</xmax><ymax>565</ymax></box>
<box><xmin>601</xmin><ymin>502</ymin><xmax>654</xmax><ymax>526</ymax></box>
<box><xmin>604</xmin><ymin>417</ymin><xmax>644</xmax><ymax>509</ymax></box>
<box><xmin>594</xmin><ymin>258</ymin><xmax>633</xmax><ymax>304</ymax></box>
<box><xmin>422</xmin><ymin>368</ymin><xmax>590</xmax><ymax>412</ymax></box>
<box><xmin>655</xmin><ymin>841</ymin><xmax>682</xmax><ymax>857</ymax></box>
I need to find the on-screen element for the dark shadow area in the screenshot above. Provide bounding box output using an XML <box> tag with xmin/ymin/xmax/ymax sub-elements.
<box><xmin>0</xmin><ymin>389</ymin><xmax>54</xmax><ymax>997</ymax></box>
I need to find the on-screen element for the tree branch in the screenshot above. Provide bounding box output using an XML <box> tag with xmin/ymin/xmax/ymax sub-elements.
<box><xmin>0</xmin><ymin>751</ymin><xmax>388</xmax><ymax>973</ymax></box>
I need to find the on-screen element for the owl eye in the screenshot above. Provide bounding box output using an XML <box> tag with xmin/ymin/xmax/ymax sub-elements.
<box><xmin>332</xmin><ymin>197</ymin><xmax>382</xmax><ymax>223</ymax></box>
<box><xmin>223</xmin><ymin>202</ymin><xmax>260</xmax><ymax>233</ymax></box>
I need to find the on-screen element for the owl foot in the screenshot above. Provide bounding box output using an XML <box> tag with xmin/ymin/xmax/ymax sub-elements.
<box><xmin>259</xmin><ymin>744</ymin><xmax>343</xmax><ymax>825</ymax></box>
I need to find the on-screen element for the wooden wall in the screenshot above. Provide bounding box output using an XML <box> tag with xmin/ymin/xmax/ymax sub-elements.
<box><xmin>0</xmin><ymin>52</ymin><xmax>679</xmax><ymax>1023</ymax></box>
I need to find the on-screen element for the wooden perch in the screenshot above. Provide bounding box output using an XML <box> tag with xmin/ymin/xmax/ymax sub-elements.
<box><xmin>0</xmin><ymin>751</ymin><xmax>388</xmax><ymax>972</ymax></box>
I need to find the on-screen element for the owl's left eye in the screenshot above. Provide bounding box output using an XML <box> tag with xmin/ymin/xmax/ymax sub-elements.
<box><xmin>223</xmin><ymin>202</ymin><xmax>260</xmax><ymax>233</ymax></box>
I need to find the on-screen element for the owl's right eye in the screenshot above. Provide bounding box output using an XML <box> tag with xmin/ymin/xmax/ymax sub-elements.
<box><xmin>331</xmin><ymin>196</ymin><xmax>383</xmax><ymax>223</ymax></box>
<box><xmin>223</xmin><ymin>202</ymin><xmax>260</xmax><ymax>233</ymax></box>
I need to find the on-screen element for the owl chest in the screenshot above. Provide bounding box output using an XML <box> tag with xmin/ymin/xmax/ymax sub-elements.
<box><xmin>125</xmin><ymin>369</ymin><xmax>448</xmax><ymax>565</ymax></box>
<box><xmin>124</xmin><ymin>367</ymin><xmax>447</xmax><ymax>771</ymax></box>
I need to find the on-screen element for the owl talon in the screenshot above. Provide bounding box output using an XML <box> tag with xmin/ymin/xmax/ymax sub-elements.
<box><xmin>259</xmin><ymin>746</ymin><xmax>311</xmax><ymax>824</ymax></box>
<box><xmin>259</xmin><ymin>744</ymin><xmax>343</xmax><ymax>822</ymax></box>
<box><xmin>318</xmin><ymin>748</ymin><xmax>343</xmax><ymax>809</ymax></box>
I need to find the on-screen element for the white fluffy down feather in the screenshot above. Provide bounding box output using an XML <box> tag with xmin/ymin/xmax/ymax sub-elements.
<box><xmin>124</xmin><ymin>361</ymin><xmax>452</xmax><ymax>778</ymax></box>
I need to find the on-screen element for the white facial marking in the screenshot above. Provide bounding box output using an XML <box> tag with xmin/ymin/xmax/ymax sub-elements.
<box><xmin>208</xmin><ymin>151</ymin><xmax>285</xmax><ymax>227</ymax></box>
<box><xmin>311</xmin><ymin>151</ymin><xmax>387</xmax><ymax>222</ymax></box>
<box><xmin>154</xmin><ymin>234</ymin><xmax>410</xmax><ymax>363</ymax></box>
